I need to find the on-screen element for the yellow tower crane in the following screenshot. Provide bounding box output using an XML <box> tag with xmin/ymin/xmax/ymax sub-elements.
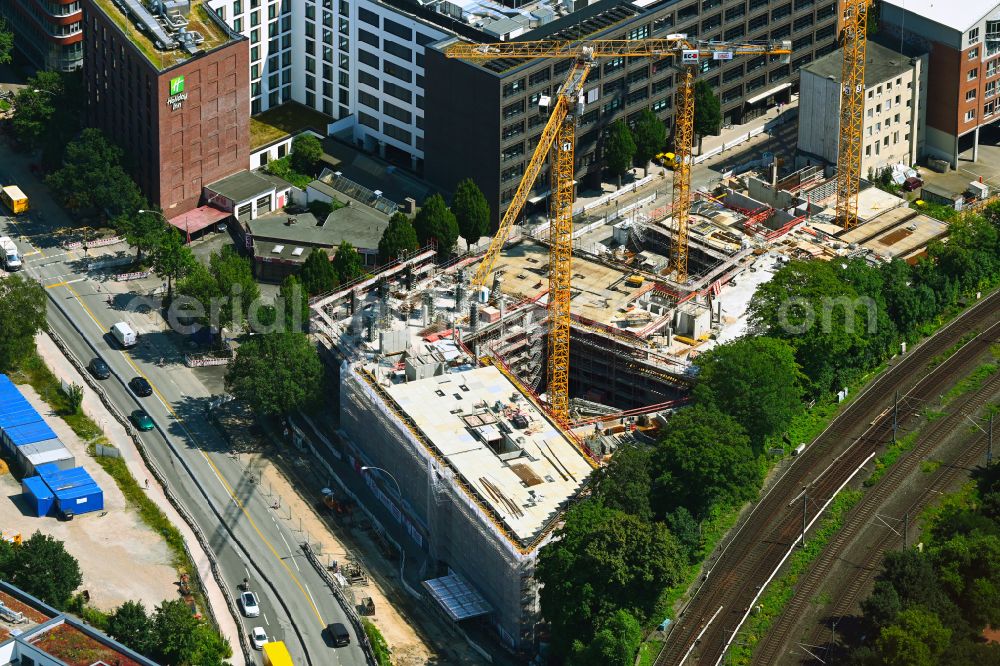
<box><xmin>836</xmin><ymin>0</ymin><xmax>872</xmax><ymax>229</ymax></box>
<box><xmin>446</xmin><ymin>36</ymin><xmax>791</xmax><ymax>422</ymax></box>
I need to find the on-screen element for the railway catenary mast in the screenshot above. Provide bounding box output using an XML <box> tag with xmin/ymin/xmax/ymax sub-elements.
<box><xmin>446</xmin><ymin>36</ymin><xmax>791</xmax><ymax>423</ymax></box>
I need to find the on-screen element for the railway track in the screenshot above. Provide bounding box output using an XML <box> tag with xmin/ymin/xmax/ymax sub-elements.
<box><xmin>655</xmin><ymin>291</ymin><xmax>1000</xmax><ymax>666</ymax></box>
<box><xmin>752</xmin><ymin>365</ymin><xmax>1000</xmax><ymax>665</ymax></box>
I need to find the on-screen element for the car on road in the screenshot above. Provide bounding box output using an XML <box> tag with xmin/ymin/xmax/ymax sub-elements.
<box><xmin>131</xmin><ymin>409</ymin><xmax>154</xmax><ymax>431</ymax></box>
<box><xmin>327</xmin><ymin>622</ymin><xmax>350</xmax><ymax>647</ymax></box>
<box><xmin>250</xmin><ymin>626</ymin><xmax>267</xmax><ymax>650</ymax></box>
<box><xmin>240</xmin><ymin>590</ymin><xmax>260</xmax><ymax>618</ymax></box>
<box><xmin>129</xmin><ymin>376</ymin><xmax>153</xmax><ymax>397</ymax></box>
<box><xmin>88</xmin><ymin>357</ymin><xmax>111</xmax><ymax>380</ymax></box>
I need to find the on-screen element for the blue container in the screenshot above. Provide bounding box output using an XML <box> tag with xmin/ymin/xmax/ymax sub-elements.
<box><xmin>39</xmin><ymin>465</ymin><xmax>104</xmax><ymax>516</ymax></box>
<box><xmin>21</xmin><ymin>476</ymin><xmax>55</xmax><ymax>517</ymax></box>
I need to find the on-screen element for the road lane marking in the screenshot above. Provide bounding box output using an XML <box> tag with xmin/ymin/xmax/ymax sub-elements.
<box><xmin>45</xmin><ymin>281</ymin><xmax>67</xmax><ymax>289</ymax></box>
<box><xmin>279</xmin><ymin>532</ymin><xmax>301</xmax><ymax>572</ymax></box>
<box><xmin>52</xmin><ymin>282</ymin><xmax>329</xmax><ymax>631</ymax></box>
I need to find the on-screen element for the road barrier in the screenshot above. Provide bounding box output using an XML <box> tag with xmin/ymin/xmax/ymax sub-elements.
<box><xmin>185</xmin><ymin>354</ymin><xmax>231</xmax><ymax>367</ymax></box>
<box><xmin>115</xmin><ymin>270</ymin><xmax>151</xmax><ymax>282</ymax></box>
<box><xmin>63</xmin><ymin>235</ymin><xmax>125</xmax><ymax>251</ymax></box>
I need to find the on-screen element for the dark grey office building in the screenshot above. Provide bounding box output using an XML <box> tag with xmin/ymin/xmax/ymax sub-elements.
<box><xmin>424</xmin><ymin>0</ymin><xmax>838</xmax><ymax>224</ymax></box>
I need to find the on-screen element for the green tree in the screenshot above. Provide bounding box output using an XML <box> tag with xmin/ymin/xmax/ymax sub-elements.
<box><xmin>0</xmin><ymin>18</ymin><xmax>13</xmax><ymax>65</ymax></box>
<box><xmin>291</xmin><ymin>133</ymin><xmax>323</xmax><ymax>174</ymax></box>
<box><xmin>451</xmin><ymin>178</ymin><xmax>491</xmax><ymax>247</ymax></box>
<box><xmin>278</xmin><ymin>275</ymin><xmax>309</xmax><ymax>333</ymax></box>
<box><xmin>875</xmin><ymin>607</ymin><xmax>951</xmax><ymax>666</ymax></box>
<box><xmin>225</xmin><ymin>332</ymin><xmax>324</xmax><ymax>416</ymax></box>
<box><xmin>632</xmin><ymin>109</ymin><xmax>666</xmax><ymax>176</ymax></box>
<box><xmin>186</xmin><ymin>623</ymin><xmax>232</xmax><ymax>666</ymax></box>
<box><xmin>299</xmin><ymin>248</ymin><xmax>339</xmax><ymax>296</ymax></box>
<box><xmin>693</xmin><ymin>336</ymin><xmax>804</xmax><ymax>450</ymax></box>
<box><xmin>693</xmin><ymin>80</ymin><xmax>722</xmax><ymax>152</ymax></box>
<box><xmin>151</xmin><ymin>599</ymin><xmax>200</xmax><ymax>665</ymax></box>
<box><xmin>208</xmin><ymin>246</ymin><xmax>260</xmax><ymax>332</ymax></box>
<box><xmin>175</xmin><ymin>263</ymin><xmax>222</xmax><ymax>330</ymax></box>
<box><xmin>378</xmin><ymin>212</ymin><xmax>420</xmax><ymax>263</ymax></box>
<box><xmin>604</xmin><ymin>120</ymin><xmax>636</xmax><ymax>187</ymax></box>
<box><xmin>332</xmin><ymin>241</ymin><xmax>364</xmax><ymax>284</ymax></box>
<box><xmin>124</xmin><ymin>211</ymin><xmax>167</xmax><ymax>261</ymax></box>
<box><xmin>45</xmin><ymin>128</ymin><xmax>145</xmax><ymax>220</ymax></box>
<box><xmin>3</xmin><ymin>532</ymin><xmax>82</xmax><ymax>607</ymax></box>
<box><xmin>652</xmin><ymin>405</ymin><xmax>762</xmax><ymax>519</ymax></box>
<box><xmin>593</xmin><ymin>444</ymin><xmax>653</xmax><ymax>521</ymax></box>
<box><xmin>664</xmin><ymin>506</ymin><xmax>701</xmax><ymax>563</ymax></box>
<box><xmin>107</xmin><ymin>601</ymin><xmax>153</xmax><ymax>657</ymax></box>
<box><xmin>747</xmin><ymin>259</ymin><xmax>871</xmax><ymax>395</ymax></box>
<box><xmin>150</xmin><ymin>227</ymin><xmax>196</xmax><ymax>301</ymax></box>
<box><xmin>573</xmin><ymin>609</ymin><xmax>644</xmax><ymax>666</ymax></box>
<box><xmin>11</xmin><ymin>71</ymin><xmax>62</xmax><ymax>150</ymax></box>
<box><xmin>536</xmin><ymin>500</ymin><xmax>684</xmax><ymax>658</ymax></box>
<box><xmin>0</xmin><ymin>274</ymin><xmax>47</xmax><ymax>372</ymax></box>
<box><xmin>413</xmin><ymin>194</ymin><xmax>459</xmax><ymax>259</ymax></box>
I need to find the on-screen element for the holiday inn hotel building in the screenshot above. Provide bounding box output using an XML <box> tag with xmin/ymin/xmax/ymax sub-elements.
<box><xmin>81</xmin><ymin>0</ymin><xmax>251</xmax><ymax>215</ymax></box>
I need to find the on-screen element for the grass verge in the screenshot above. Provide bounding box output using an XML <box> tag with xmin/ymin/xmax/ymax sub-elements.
<box><xmin>942</xmin><ymin>363</ymin><xmax>998</xmax><ymax>405</ymax></box>
<box><xmin>637</xmin><ymin>639</ymin><xmax>663</xmax><ymax>666</ymax></box>
<box><xmin>727</xmin><ymin>489</ymin><xmax>863</xmax><ymax>665</ymax></box>
<box><xmin>9</xmin><ymin>352</ymin><xmax>207</xmax><ymax>615</ymax></box>
<box><xmin>864</xmin><ymin>430</ymin><xmax>919</xmax><ymax>487</ymax></box>
<box><xmin>362</xmin><ymin>619</ymin><xmax>392</xmax><ymax>666</ymax></box>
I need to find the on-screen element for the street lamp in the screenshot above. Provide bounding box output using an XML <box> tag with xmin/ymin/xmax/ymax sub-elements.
<box><xmin>360</xmin><ymin>466</ymin><xmax>401</xmax><ymax>498</ymax></box>
<box><xmin>139</xmin><ymin>208</ymin><xmax>187</xmax><ymax>244</ymax></box>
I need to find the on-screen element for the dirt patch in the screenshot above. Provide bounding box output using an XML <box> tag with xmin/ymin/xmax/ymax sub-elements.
<box><xmin>877</xmin><ymin>227</ymin><xmax>913</xmax><ymax>246</ymax></box>
<box><xmin>0</xmin><ymin>384</ymin><xmax>178</xmax><ymax>611</ymax></box>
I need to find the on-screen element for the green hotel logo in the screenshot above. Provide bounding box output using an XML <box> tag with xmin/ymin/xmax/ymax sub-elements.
<box><xmin>169</xmin><ymin>75</ymin><xmax>185</xmax><ymax>95</ymax></box>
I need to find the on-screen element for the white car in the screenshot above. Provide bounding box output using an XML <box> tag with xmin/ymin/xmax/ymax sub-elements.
<box><xmin>251</xmin><ymin>626</ymin><xmax>268</xmax><ymax>650</ymax></box>
<box><xmin>240</xmin><ymin>590</ymin><xmax>260</xmax><ymax>618</ymax></box>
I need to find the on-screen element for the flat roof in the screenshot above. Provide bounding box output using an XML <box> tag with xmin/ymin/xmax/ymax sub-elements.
<box><xmin>88</xmin><ymin>0</ymin><xmax>237</xmax><ymax>70</ymax></box>
<box><xmin>168</xmin><ymin>205</ymin><xmax>230</xmax><ymax>235</ymax></box>
<box><xmin>248</xmin><ymin>206</ymin><xmax>388</xmax><ymax>250</ymax></box>
<box><xmin>383</xmin><ymin>365</ymin><xmax>593</xmax><ymax>543</ymax></box>
<box><xmin>249</xmin><ymin>103</ymin><xmax>334</xmax><ymax>149</ymax></box>
<box><xmin>882</xmin><ymin>0</ymin><xmax>999</xmax><ymax>33</ymax></box>
<box><xmin>804</xmin><ymin>40</ymin><xmax>914</xmax><ymax>86</ymax></box>
<box><xmin>29</xmin><ymin>621</ymin><xmax>146</xmax><ymax>666</ymax></box>
<box><xmin>206</xmin><ymin>170</ymin><xmax>275</xmax><ymax>204</ymax></box>
<box><xmin>857</xmin><ymin>208</ymin><xmax>948</xmax><ymax>259</ymax></box>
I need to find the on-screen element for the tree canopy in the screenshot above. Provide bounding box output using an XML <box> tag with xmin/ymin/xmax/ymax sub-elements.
<box><xmin>536</xmin><ymin>500</ymin><xmax>684</xmax><ymax>659</ymax></box>
<box><xmin>331</xmin><ymin>241</ymin><xmax>364</xmax><ymax>284</ymax></box>
<box><xmin>0</xmin><ymin>274</ymin><xmax>47</xmax><ymax>372</ymax></box>
<box><xmin>225</xmin><ymin>332</ymin><xmax>324</xmax><ymax>416</ymax></box>
<box><xmin>278</xmin><ymin>275</ymin><xmax>309</xmax><ymax>333</ymax></box>
<box><xmin>45</xmin><ymin>128</ymin><xmax>145</xmax><ymax>221</ymax></box>
<box><xmin>653</xmin><ymin>405</ymin><xmax>763</xmax><ymax>519</ymax></box>
<box><xmin>0</xmin><ymin>18</ymin><xmax>13</xmax><ymax>66</ymax></box>
<box><xmin>107</xmin><ymin>601</ymin><xmax>154</xmax><ymax>657</ymax></box>
<box><xmin>291</xmin><ymin>133</ymin><xmax>323</xmax><ymax>174</ymax></box>
<box><xmin>299</xmin><ymin>248</ymin><xmax>338</xmax><ymax>296</ymax></box>
<box><xmin>604</xmin><ymin>120</ymin><xmax>636</xmax><ymax>183</ymax></box>
<box><xmin>378</xmin><ymin>212</ymin><xmax>420</xmax><ymax>263</ymax></box>
<box><xmin>150</xmin><ymin>227</ymin><xmax>197</xmax><ymax>302</ymax></box>
<box><xmin>632</xmin><ymin>109</ymin><xmax>667</xmax><ymax>176</ymax></box>
<box><xmin>414</xmin><ymin>194</ymin><xmax>459</xmax><ymax>259</ymax></box>
<box><xmin>451</xmin><ymin>178</ymin><xmax>491</xmax><ymax>247</ymax></box>
<box><xmin>1</xmin><ymin>532</ymin><xmax>81</xmax><ymax>607</ymax></box>
<box><xmin>693</xmin><ymin>79</ymin><xmax>722</xmax><ymax>140</ymax></box>
<box><xmin>693</xmin><ymin>336</ymin><xmax>804</xmax><ymax>449</ymax></box>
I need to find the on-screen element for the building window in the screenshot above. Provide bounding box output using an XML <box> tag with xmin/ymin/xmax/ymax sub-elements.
<box><xmin>969</xmin><ymin>27</ymin><xmax>980</xmax><ymax>45</ymax></box>
<box><xmin>967</xmin><ymin>89</ymin><xmax>977</xmax><ymax>101</ymax></box>
<box><xmin>359</xmin><ymin>90</ymin><xmax>379</xmax><ymax>110</ymax></box>
<box><xmin>359</xmin><ymin>7</ymin><xmax>378</xmax><ymax>26</ymax></box>
<box><xmin>503</xmin><ymin>78</ymin><xmax>525</xmax><ymax>97</ymax></box>
<box><xmin>383</xmin><ymin>101</ymin><xmax>412</xmax><ymax>124</ymax></box>
<box><xmin>986</xmin><ymin>100</ymin><xmax>997</xmax><ymax>117</ymax></box>
<box><xmin>358</xmin><ymin>29</ymin><xmax>378</xmax><ymax>47</ymax></box>
<box><xmin>358</xmin><ymin>112</ymin><xmax>379</xmax><ymax>129</ymax></box>
<box><xmin>383</xmin><ymin>18</ymin><xmax>412</xmax><ymax>40</ymax></box>
<box><xmin>969</xmin><ymin>47</ymin><xmax>979</xmax><ymax>60</ymax></box>
<box><xmin>384</xmin><ymin>40</ymin><xmax>412</xmax><ymax>62</ymax></box>
<box><xmin>969</xmin><ymin>68</ymin><xmax>979</xmax><ymax>80</ymax></box>
<box><xmin>965</xmin><ymin>109</ymin><xmax>977</xmax><ymax>121</ymax></box>
<box><xmin>358</xmin><ymin>49</ymin><xmax>378</xmax><ymax>69</ymax></box>
<box><xmin>384</xmin><ymin>80</ymin><xmax>412</xmax><ymax>103</ymax></box>
<box><xmin>986</xmin><ymin>80</ymin><xmax>997</xmax><ymax>98</ymax></box>
<box><xmin>383</xmin><ymin>60</ymin><xmax>412</xmax><ymax>83</ymax></box>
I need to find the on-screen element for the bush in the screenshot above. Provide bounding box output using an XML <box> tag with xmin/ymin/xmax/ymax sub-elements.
<box><xmin>362</xmin><ymin>620</ymin><xmax>391</xmax><ymax>666</ymax></box>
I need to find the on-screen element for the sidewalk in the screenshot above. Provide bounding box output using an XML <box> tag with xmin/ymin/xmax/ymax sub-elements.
<box><xmin>698</xmin><ymin>95</ymin><xmax>800</xmax><ymax>168</ymax></box>
<box><xmin>33</xmin><ymin>332</ymin><xmax>244</xmax><ymax>660</ymax></box>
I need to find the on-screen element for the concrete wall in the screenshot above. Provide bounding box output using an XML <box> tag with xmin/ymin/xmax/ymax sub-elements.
<box><xmin>797</xmin><ymin>69</ymin><xmax>841</xmax><ymax>164</ymax></box>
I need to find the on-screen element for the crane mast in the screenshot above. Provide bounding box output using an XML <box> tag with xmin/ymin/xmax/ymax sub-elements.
<box><xmin>835</xmin><ymin>0</ymin><xmax>871</xmax><ymax>229</ymax></box>
<box><xmin>446</xmin><ymin>37</ymin><xmax>790</xmax><ymax>423</ymax></box>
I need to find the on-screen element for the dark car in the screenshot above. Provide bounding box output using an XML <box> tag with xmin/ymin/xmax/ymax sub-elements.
<box><xmin>88</xmin><ymin>357</ymin><xmax>111</xmax><ymax>380</ymax></box>
<box><xmin>131</xmin><ymin>409</ymin><xmax>154</xmax><ymax>431</ymax></box>
<box><xmin>327</xmin><ymin>622</ymin><xmax>350</xmax><ymax>647</ymax></box>
<box><xmin>902</xmin><ymin>176</ymin><xmax>924</xmax><ymax>192</ymax></box>
<box><xmin>129</xmin><ymin>376</ymin><xmax>153</xmax><ymax>397</ymax></box>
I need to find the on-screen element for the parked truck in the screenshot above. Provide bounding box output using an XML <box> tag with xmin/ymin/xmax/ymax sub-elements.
<box><xmin>0</xmin><ymin>237</ymin><xmax>21</xmax><ymax>271</ymax></box>
<box><xmin>0</xmin><ymin>185</ymin><xmax>28</xmax><ymax>215</ymax></box>
<box><xmin>262</xmin><ymin>641</ymin><xmax>293</xmax><ymax>666</ymax></box>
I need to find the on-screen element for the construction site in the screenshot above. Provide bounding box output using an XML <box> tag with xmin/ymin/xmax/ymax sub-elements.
<box><xmin>305</xmin><ymin>6</ymin><xmax>952</xmax><ymax>653</ymax></box>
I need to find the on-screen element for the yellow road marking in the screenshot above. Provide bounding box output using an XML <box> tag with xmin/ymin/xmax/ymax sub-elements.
<box><xmin>55</xmin><ymin>282</ymin><xmax>328</xmax><ymax>628</ymax></box>
<box><xmin>45</xmin><ymin>281</ymin><xmax>67</xmax><ymax>289</ymax></box>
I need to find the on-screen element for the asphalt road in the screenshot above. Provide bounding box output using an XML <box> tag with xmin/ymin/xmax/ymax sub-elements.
<box><xmin>0</xmin><ymin>149</ymin><xmax>366</xmax><ymax>666</ymax></box>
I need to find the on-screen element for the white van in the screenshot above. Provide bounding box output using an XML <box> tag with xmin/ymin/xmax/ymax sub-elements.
<box><xmin>0</xmin><ymin>236</ymin><xmax>21</xmax><ymax>271</ymax></box>
<box><xmin>110</xmin><ymin>322</ymin><xmax>137</xmax><ymax>348</ymax></box>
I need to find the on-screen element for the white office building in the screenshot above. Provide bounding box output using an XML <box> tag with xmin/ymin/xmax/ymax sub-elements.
<box><xmin>207</xmin><ymin>0</ymin><xmax>447</xmax><ymax>171</ymax></box>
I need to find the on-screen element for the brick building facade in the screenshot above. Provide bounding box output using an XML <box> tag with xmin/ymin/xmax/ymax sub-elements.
<box><xmin>82</xmin><ymin>0</ymin><xmax>250</xmax><ymax>217</ymax></box>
